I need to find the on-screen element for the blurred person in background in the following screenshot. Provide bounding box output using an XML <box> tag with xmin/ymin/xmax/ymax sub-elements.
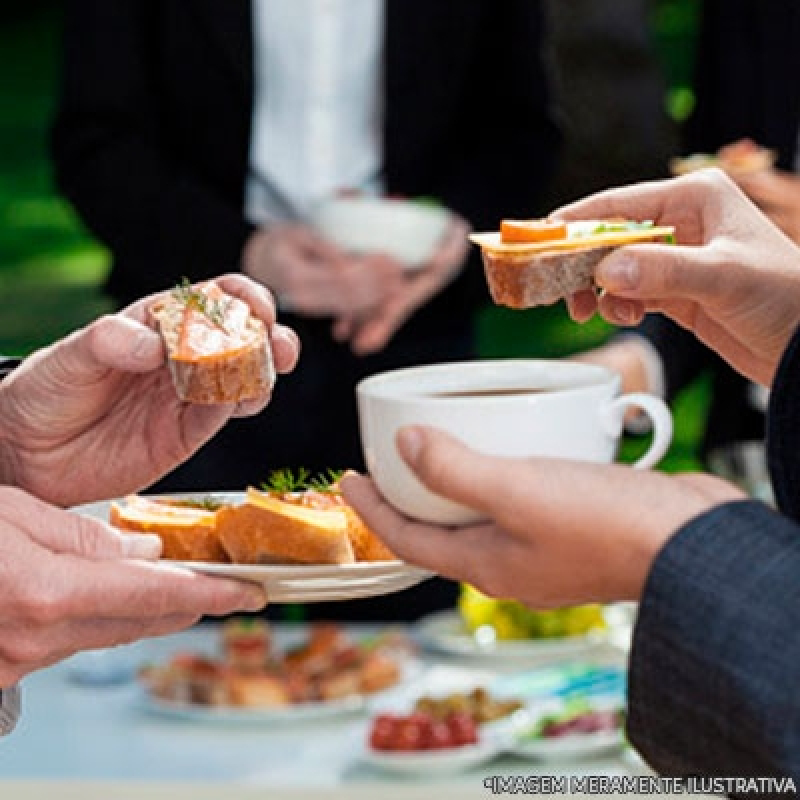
<box><xmin>577</xmin><ymin>0</ymin><xmax>800</xmax><ymax>496</ymax></box>
<box><xmin>52</xmin><ymin>0</ymin><xmax>560</xmax><ymax>619</ymax></box>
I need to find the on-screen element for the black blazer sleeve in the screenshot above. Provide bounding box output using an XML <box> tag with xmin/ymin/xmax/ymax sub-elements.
<box><xmin>627</xmin><ymin>326</ymin><xmax>800</xmax><ymax>784</ymax></box>
<box><xmin>52</xmin><ymin>1</ymin><xmax>254</xmax><ymax>301</ymax></box>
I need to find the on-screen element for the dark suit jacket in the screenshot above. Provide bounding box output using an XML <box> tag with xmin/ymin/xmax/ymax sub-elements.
<box><xmin>52</xmin><ymin>0</ymin><xmax>559</xmax><ymax>326</ymax></box>
<box><xmin>627</xmin><ymin>327</ymin><xmax>800</xmax><ymax>785</ymax></box>
<box><xmin>634</xmin><ymin>0</ymin><xmax>800</xmax><ymax>460</ymax></box>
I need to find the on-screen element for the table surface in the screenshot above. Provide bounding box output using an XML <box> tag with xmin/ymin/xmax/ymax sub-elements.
<box><xmin>0</xmin><ymin>622</ymin><xmax>683</xmax><ymax>792</ymax></box>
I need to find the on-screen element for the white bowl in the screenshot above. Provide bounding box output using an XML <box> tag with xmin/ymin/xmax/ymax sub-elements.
<box><xmin>309</xmin><ymin>196</ymin><xmax>451</xmax><ymax>270</ymax></box>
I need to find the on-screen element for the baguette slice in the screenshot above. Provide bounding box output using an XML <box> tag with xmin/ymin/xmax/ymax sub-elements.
<box><xmin>471</xmin><ymin>221</ymin><xmax>675</xmax><ymax>309</ymax></box>
<box><xmin>151</xmin><ymin>281</ymin><xmax>275</xmax><ymax>404</ymax></box>
<box><xmin>110</xmin><ymin>495</ymin><xmax>228</xmax><ymax>562</ymax></box>
<box><xmin>216</xmin><ymin>487</ymin><xmax>355</xmax><ymax>566</ymax></box>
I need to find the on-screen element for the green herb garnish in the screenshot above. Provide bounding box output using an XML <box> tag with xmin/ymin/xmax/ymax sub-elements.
<box><xmin>262</xmin><ymin>467</ymin><xmax>312</xmax><ymax>494</ymax></box>
<box><xmin>261</xmin><ymin>467</ymin><xmax>345</xmax><ymax>494</ymax></box>
<box><xmin>307</xmin><ymin>468</ymin><xmax>346</xmax><ymax>493</ymax></box>
<box><xmin>173</xmin><ymin>277</ymin><xmax>228</xmax><ymax>331</ymax></box>
<box><xmin>173</xmin><ymin>496</ymin><xmax>226</xmax><ymax>511</ymax></box>
<box><xmin>585</xmin><ymin>220</ymin><xmax>655</xmax><ymax>236</ymax></box>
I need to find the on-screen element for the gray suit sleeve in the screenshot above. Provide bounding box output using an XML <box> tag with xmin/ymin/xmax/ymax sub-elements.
<box><xmin>628</xmin><ymin>500</ymin><xmax>800</xmax><ymax>782</ymax></box>
<box><xmin>0</xmin><ymin>686</ymin><xmax>21</xmax><ymax>736</ymax></box>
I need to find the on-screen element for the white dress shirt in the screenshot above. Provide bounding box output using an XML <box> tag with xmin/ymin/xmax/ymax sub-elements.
<box><xmin>0</xmin><ymin>686</ymin><xmax>20</xmax><ymax>736</ymax></box>
<box><xmin>245</xmin><ymin>0</ymin><xmax>385</xmax><ymax>226</ymax></box>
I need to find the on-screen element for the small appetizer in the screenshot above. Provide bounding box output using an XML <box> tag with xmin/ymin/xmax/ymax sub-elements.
<box><xmin>109</xmin><ymin>494</ymin><xmax>229</xmax><ymax>562</ymax></box>
<box><xmin>670</xmin><ymin>138</ymin><xmax>776</xmax><ymax>177</ymax></box>
<box><xmin>151</xmin><ymin>279</ymin><xmax>275</xmax><ymax>404</ymax></box>
<box><xmin>470</xmin><ymin>219</ymin><xmax>675</xmax><ymax>309</ymax></box>
<box><xmin>216</xmin><ymin>486</ymin><xmax>356</xmax><ymax>566</ymax></box>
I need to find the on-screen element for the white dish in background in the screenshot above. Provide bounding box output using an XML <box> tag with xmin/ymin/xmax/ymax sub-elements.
<box><xmin>360</xmin><ymin>665</ymin><xmax>528</xmax><ymax>777</ymax></box>
<box><xmin>72</xmin><ymin>493</ymin><xmax>432</xmax><ymax>603</ymax></box>
<box><xmin>362</xmin><ymin>738</ymin><xmax>501</xmax><ymax>777</ymax></box>
<box><xmin>509</xmin><ymin>695</ymin><xmax>625</xmax><ymax>762</ymax></box>
<box><xmin>414</xmin><ymin>608</ymin><xmax>632</xmax><ymax>663</ymax></box>
<box><xmin>135</xmin><ymin>659</ymin><xmax>422</xmax><ymax>725</ymax></box>
<box><xmin>510</xmin><ymin>726</ymin><xmax>624</xmax><ymax>762</ymax></box>
<box><xmin>136</xmin><ymin>687</ymin><xmax>368</xmax><ymax>725</ymax></box>
<box><xmin>309</xmin><ymin>196</ymin><xmax>451</xmax><ymax>269</ymax></box>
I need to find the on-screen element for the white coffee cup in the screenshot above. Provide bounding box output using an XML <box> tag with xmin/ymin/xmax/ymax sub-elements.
<box><xmin>356</xmin><ymin>359</ymin><xmax>673</xmax><ymax>525</ymax></box>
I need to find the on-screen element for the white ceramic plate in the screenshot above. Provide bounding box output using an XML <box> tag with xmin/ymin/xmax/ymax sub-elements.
<box><xmin>360</xmin><ymin>665</ymin><xmax>528</xmax><ymax>776</ymax></box>
<box><xmin>362</xmin><ymin>739</ymin><xmax>501</xmax><ymax>776</ymax></box>
<box><xmin>508</xmin><ymin>696</ymin><xmax>625</xmax><ymax>762</ymax></box>
<box><xmin>72</xmin><ymin>493</ymin><xmax>432</xmax><ymax>603</ymax></box>
<box><xmin>414</xmin><ymin>609</ymin><xmax>632</xmax><ymax>664</ymax></box>
<box><xmin>509</xmin><ymin>727</ymin><xmax>624</xmax><ymax>761</ymax></box>
<box><xmin>136</xmin><ymin>688</ymin><xmax>368</xmax><ymax>724</ymax></box>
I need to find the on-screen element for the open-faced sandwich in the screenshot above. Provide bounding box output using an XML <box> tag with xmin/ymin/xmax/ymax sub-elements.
<box><xmin>470</xmin><ymin>218</ymin><xmax>675</xmax><ymax>309</ymax></box>
<box><xmin>110</xmin><ymin>469</ymin><xmax>396</xmax><ymax>566</ymax></box>
<box><xmin>670</xmin><ymin>138</ymin><xmax>776</xmax><ymax>177</ymax></box>
<box><xmin>151</xmin><ymin>279</ymin><xmax>275</xmax><ymax>404</ymax></box>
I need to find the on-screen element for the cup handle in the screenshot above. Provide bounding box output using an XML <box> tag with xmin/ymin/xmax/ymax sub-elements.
<box><xmin>603</xmin><ymin>393</ymin><xmax>674</xmax><ymax>470</ymax></box>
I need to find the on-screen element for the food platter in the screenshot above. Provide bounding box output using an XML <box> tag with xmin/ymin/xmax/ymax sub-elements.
<box><xmin>72</xmin><ymin>493</ymin><xmax>432</xmax><ymax>603</ymax></box>
<box><xmin>135</xmin><ymin>657</ymin><xmax>422</xmax><ymax>725</ymax></box>
<box><xmin>415</xmin><ymin>607</ymin><xmax>634</xmax><ymax>664</ymax></box>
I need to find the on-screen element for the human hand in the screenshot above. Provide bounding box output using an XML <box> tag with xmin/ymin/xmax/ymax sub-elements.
<box><xmin>243</xmin><ymin>224</ymin><xmax>404</xmax><ymax>318</ymax></box>
<box><xmin>0</xmin><ymin>274</ymin><xmax>300</xmax><ymax>507</ymax></box>
<box><xmin>338</xmin><ymin>214</ymin><xmax>471</xmax><ymax>356</ymax></box>
<box><xmin>0</xmin><ymin>486</ymin><xmax>266</xmax><ymax>687</ymax></box>
<box><xmin>556</xmin><ymin>169</ymin><xmax>800</xmax><ymax>387</ymax></box>
<box><xmin>571</xmin><ymin>339</ymin><xmax>654</xmax><ymax>396</ymax></box>
<box><xmin>734</xmin><ymin>168</ymin><xmax>800</xmax><ymax>246</ymax></box>
<box><xmin>341</xmin><ymin>426</ymin><xmax>745</xmax><ymax>608</ymax></box>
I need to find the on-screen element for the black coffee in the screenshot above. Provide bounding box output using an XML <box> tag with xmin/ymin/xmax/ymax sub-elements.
<box><xmin>429</xmin><ymin>387</ymin><xmax>560</xmax><ymax>398</ymax></box>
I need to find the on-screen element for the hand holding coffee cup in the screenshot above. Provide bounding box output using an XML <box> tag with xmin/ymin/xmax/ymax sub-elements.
<box><xmin>356</xmin><ymin>360</ymin><xmax>672</xmax><ymax>525</ymax></box>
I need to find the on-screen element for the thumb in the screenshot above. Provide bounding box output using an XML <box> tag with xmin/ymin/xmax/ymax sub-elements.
<box><xmin>48</xmin><ymin>315</ymin><xmax>165</xmax><ymax>384</ymax></box>
<box><xmin>396</xmin><ymin>426</ymin><xmax>513</xmax><ymax>517</ymax></box>
<box><xmin>0</xmin><ymin>489</ymin><xmax>162</xmax><ymax>561</ymax></box>
<box><xmin>594</xmin><ymin>243</ymin><xmax>721</xmax><ymax>301</ymax></box>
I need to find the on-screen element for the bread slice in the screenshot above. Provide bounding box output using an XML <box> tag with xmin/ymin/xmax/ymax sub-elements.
<box><xmin>151</xmin><ymin>281</ymin><xmax>275</xmax><ymax>404</ymax></box>
<box><xmin>216</xmin><ymin>488</ymin><xmax>355</xmax><ymax>566</ymax></box>
<box><xmin>471</xmin><ymin>221</ymin><xmax>674</xmax><ymax>309</ymax></box>
<box><xmin>110</xmin><ymin>495</ymin><xmax>228</xmax><ymax>562</ymax></box>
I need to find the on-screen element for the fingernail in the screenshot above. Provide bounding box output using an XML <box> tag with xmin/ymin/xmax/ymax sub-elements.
<box><xmin>132</xmin><ymin>330</ymin><xmax>162</xmax><ymax>362</ymax></box>
<box><xmin>599</xmin><ymin>255</ymin><xmax>640</xmax><ymax>291</ymax></box>
<box><xmin>397</xmin><ymin>426</ymin><xmax>424</xmax><ymax>465</ymax></box>
<box><xmin>122</xmin><ymin>533</ymin><xmax>162</xmax><ymax>560</ymax></box>
<box><xmin>242</xmin><ymin>588</ymin><xmax>268</xmax><ymax>611</ymax></box>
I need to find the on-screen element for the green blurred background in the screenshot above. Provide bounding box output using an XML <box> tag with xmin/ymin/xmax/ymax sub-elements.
<box><xmin>0</xmin><ymin>0</ymin><xmax>705</xmax><ymax>471</ymax></box>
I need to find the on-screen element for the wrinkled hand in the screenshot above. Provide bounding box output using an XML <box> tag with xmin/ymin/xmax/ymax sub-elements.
<box><xmin>0</xmin><ymin>274</ymin><xmax>300</xmax><ymax>507</ymax></box>
<box><xmin>338</xmin><ymin>214</ymin><xmax>471</xmax><ymax>356</ymax></box>
<box><xmin>243</xmin><ymin>224</ymin><xmax>405</xmax><ymax>318</ymax></box>
<box><xmin>556</xmin><ymin>169</ymin><xmax>800</xmax><ymax>387</ymax></box>
<box><xmin>0</xmin><ymin>486</ymin><xmax>266</xmax><ymax>687</ymax></box>
<box><xmin>342</xmin><ymin>427</ymin><xmax>745</xmax><ymax>608</ymax></box>
<box><xmin>734</xmin><ymin>168</ymin><xmax>800</xmax><ymax>246</ymax></box>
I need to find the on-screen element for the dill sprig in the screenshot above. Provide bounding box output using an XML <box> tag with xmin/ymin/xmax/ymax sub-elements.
<box><xmin>262</xmin><ymin>467</ymin><xmax>312</xmax><ymax>494</ymax></box>
<box><xmin>261</xmin><ymin>467</ymin><xmax>345</xmax><ymax>494</ymax></box>
<box><xmin>173</xmin><ymin>277</ymin><xmax>228</xmax><ymax>331</ymax></box>
<box><xmin>307</xmin><ymin>468</ymin><xmax>346</xmax><ymax>493</ymax></box>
